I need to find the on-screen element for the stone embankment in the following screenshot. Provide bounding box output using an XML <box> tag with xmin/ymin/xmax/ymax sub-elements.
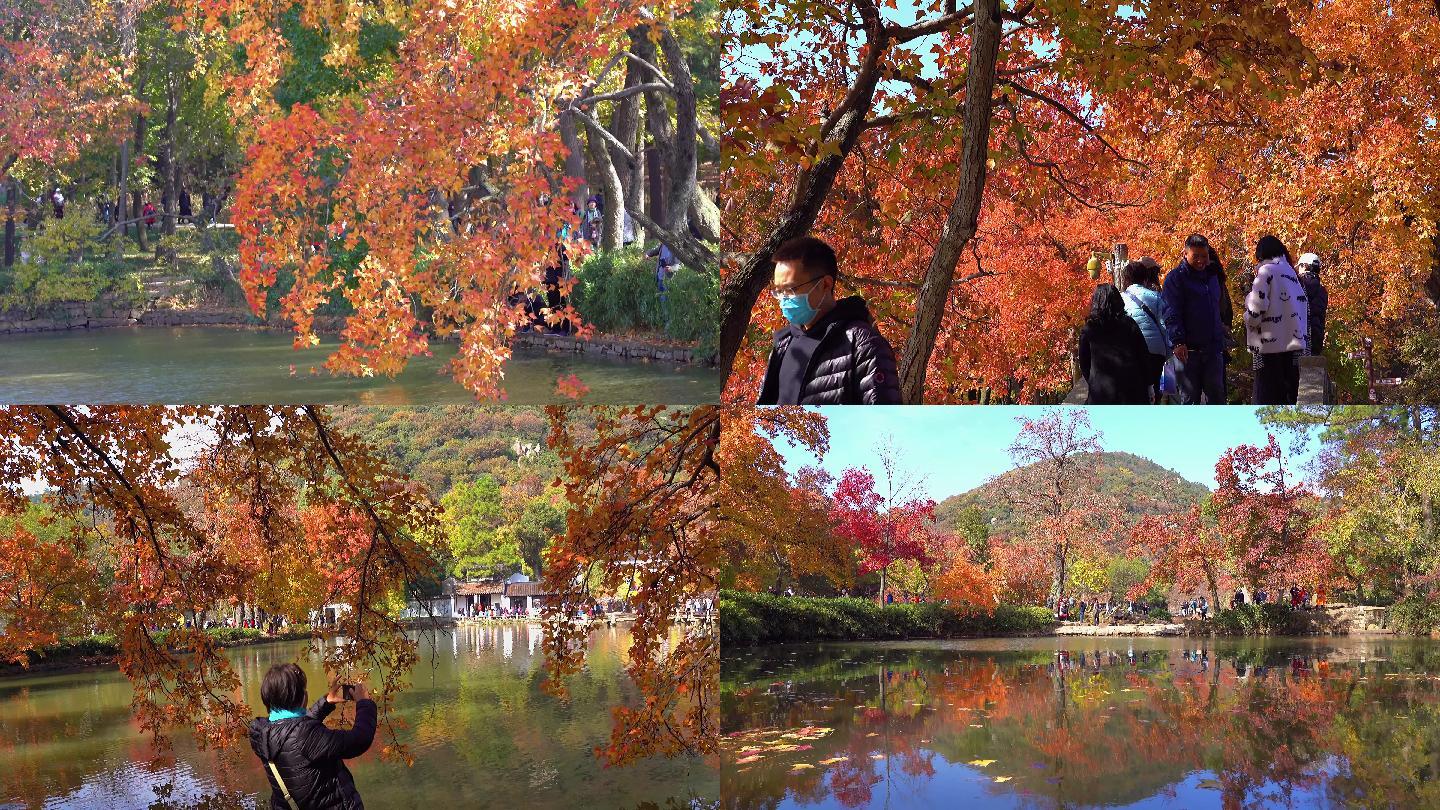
<box><xmin>1055</xmin><ymin>623</ymin><xmax>1187</xmax><ymax>637</ymax></box>
<box><xmin>513</xmin><ymin>332</ymin><xmax>710</xmax><ymax>364</ymax></box>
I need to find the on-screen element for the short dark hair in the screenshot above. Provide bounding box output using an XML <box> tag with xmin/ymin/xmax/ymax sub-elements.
<box><xmin>1255</xmin><ymin>234</ymin><xmax>1288</xmax><ymax>263</ymax></box>
<box><xmin>772</xmin><ymin>236</ymin><xmax>838</xmax><ymax>279</ymax></box>
<box><xmin>261</xmin><ymin>663</ymin><xmax>307</xmax><ymax>712</ymax></box>
<box><xmin>1185</xmin><ymin>233</ymin><xmax>1209</xmax><ymax>250</ymax></box>
<box><xmin>1120</xmin><ymin>261</ymin><xmax>1150</xmax><ymax>290</ymax></box>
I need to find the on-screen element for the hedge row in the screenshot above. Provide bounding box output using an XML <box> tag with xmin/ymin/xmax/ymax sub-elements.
<box><xmin>11</xmin><ymin>626</ymin><xmax>314</xmax><ymax>669</ymax></box>
<box><xmin>1207</xmin><ymin>603</ymin><xmax>1312</xmax><ymax>636</ymax></box>
<box><xmin>720</xmin><ymin>590</ymin><xmax>1057</xmax><ymax>646</ymax></box>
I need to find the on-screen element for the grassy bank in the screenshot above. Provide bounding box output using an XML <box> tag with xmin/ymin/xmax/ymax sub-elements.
<box><xmin>721</xmin><ymin>590</ymin><xmax>1056</xmax><ymax>646</ymax></box>
<box><xmin>1</xmin><ymin>626</ymin><xmax>314</xmax><ymax>677</ymax></box>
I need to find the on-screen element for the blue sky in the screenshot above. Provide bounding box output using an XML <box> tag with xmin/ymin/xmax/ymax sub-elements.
<box><xmin>774</xmin><ymin>406</ymin><xmax>1319</xmax><ymax>501</ymax></box>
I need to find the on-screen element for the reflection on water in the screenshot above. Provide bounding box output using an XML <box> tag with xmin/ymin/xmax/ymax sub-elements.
<box><xmin>0</xmin><ymin>327</ymin><xmax>719</xmax><ymax>404</ymax></box>
<box><xmin>0</xmin><ymin>625</ymin><xmax>717</xmax><ymax>809</ymax></box>
<box><xmin>721</xmin><ymin>636</ymin><xmax>1440</xmax><ymax>809</ymax></box>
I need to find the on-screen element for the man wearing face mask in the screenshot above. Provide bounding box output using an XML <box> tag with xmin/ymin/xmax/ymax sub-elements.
<box><xmin>756</xmin><ymin>235</ymin><xmax>901</xmax><ymax>404</ymax></box>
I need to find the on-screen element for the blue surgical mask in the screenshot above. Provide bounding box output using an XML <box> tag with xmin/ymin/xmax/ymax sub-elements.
<box><xmin>779</xmin><ymin>292</ymin><xmax>818</xmax><ymax>327</ymax></box>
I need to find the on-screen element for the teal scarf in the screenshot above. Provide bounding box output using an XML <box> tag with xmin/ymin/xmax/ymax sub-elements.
<box><xmin>268</xmin><ymin>707</ymin><xmax>306</xmax><ymax>721</ymax></box>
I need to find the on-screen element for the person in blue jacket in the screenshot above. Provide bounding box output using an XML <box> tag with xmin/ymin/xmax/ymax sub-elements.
<box><xmin>1119</xmin><ymin>260</ymin><xmax>1168</xmax><ymax>402</ymax></box>
<box><xmin>1161</xmin><ymin>234</ymin><xmax>1228</xmax><ymax>404</ymax></box>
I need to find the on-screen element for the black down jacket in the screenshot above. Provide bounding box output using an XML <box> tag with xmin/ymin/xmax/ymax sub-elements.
<box><xmin>757</xmin><ymin>296</ymin><xmax>902</xmax><ymax>405</ymax></box>
<box><xmin>249</xmin><ymin>697</ymin><xmax>377</xmax><ymax>810</ymax></box>
<box><xmin>1078</xmin><ymin>316</ymin><xmax>1152</xmax><ymax>404</ymax></box>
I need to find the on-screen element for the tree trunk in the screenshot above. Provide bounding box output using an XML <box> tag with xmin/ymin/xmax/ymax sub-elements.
<box><xmin>132</xmin><ymin>105</ymin><xmax>148</xmax><ymax>251</ymax></box>
<box><xmin>656</xmin><ymin>25</ymin><xmax>699</xmax><ymax>236</ymax></box>
<box><xmin>586</xmin><ymin>127</ymin><xmax>625</xmax><ymax>252</ymax></box>
<box><xmin>162</xmin><ymin>71</ymin><xmax>178</xmax><ymax>239</ymax></box>
<box><xmin>559</xmin><ymin>107</ymin><xmax>589</xmax><ymax>212</ymax></box>
<box><xmin>118</xmin><ymin>139</ymin><xmax>130</xmax><ymax>240</ymax></box>
<box><xmin>896</xmin><ymin>0</ymin><xmax>1002</xmax><ymax>403</ymax></box>
<box><xmin>715</xmin><ymin>1</ymin><xmax>889</xmax><ymax>384</ymax></box>
<box><xmin>611</xmin><ymin>29</ymin><xmax>645</xmax><ymax>242</ymax></box>
<box><xmin>3</xmin><ymin>177</ymin><xmax>15</xmax><ymax>267</ymax></box>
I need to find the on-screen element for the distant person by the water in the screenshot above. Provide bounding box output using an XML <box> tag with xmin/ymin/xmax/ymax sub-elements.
<box><xmin>1161</xmin><ymin>234</ymin><xmax>1228</xmax><ymax>404</ymax></box>
<box><xmin>250</xmin><ymin>663</ymin><xmax>376</xmax><ymax>810</ymax></box>
<box><xmin>1244</xmin><ymin>234</ymin><xmax>1309</xmax><ymax>405</ymax></box>
<box><xmin>1078</xmin><ymin>283</ymin><xmax>1150</xmax><ymax>404</ymax></box>
<box><xmin>756</xmin><ymin>235</ymin><xmax>901</xmax><ymax>404</ymax></box>
<box><xmin>50</xmin><ymin>187</ymin><xmax>64</xmax><ymax>219</ymax></box>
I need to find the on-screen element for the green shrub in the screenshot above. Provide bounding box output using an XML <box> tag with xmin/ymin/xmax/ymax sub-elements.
<box><xmin>661</xmin><ymin>266</ymin><xmax>718</xmax><ymax>357</ymax></box>
<box><xmin>1388</xmin><ymin>595</ymin><xmax>1440</xmax><ymax>635</ymax></box>
<box><xmin>1210</xmin><ymin>603</ymin><xmax>1308</xmax><ymax>635</ymax></box>
<box><xmin>720</xmin><ymin>590</ymin><xmax>1056</xmax><ymax>646</ymax></box>
<box><xmin>0</xmin><ymin>215</ymin><xmax>135</xmax><ymax>311</ymax></box>
<box><xmin>572</xmin><ymin>246</ymin><xmax>662</xmax><ymax>334</ymax></box>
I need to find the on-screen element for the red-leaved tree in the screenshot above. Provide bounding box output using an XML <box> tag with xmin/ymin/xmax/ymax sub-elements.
<box><xmin>831</xmin><ymin>466</ymin><xmax>935</xmax><ymax>602</ymax></box>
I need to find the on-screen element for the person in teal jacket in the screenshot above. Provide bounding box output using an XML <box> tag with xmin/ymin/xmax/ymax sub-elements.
<box><xmin>1119</xmin><ymin>259</ymin><xmax>1169</xmax><ymax>401</ymax></box>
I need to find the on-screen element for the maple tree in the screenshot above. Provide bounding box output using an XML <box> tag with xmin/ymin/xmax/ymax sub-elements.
<box><xmin>0</xmin><ymin>406</ymin><xmax>443</xmax><ymax>759</ymax></box>
<box><xmin>987</xmin><ymin>410</ymin><xmax>1123</xmax><ymax>605</ymax></box>
<box><xmin>830</xmin><ymin>459</ymin><xmax>936</xmax><ymax>602</ymax></box>
<box><xmin>200</xmin><ymin>0</ymin><xmax>717</xmax><ymax>397</ymax></box>
<box><xmin>1211</xmin><ymin>435</ymin><xmax>1327</xmax><ymax>595</ymax></box>
<box><xmin>722</xmin><ymin>0</ymin><xmax>1439</xmax><ymax>402</ymax></box>
<box><xmin>1261</xmin><ymin>405</ymin><xmax>1440</xmax><ymax>601</ymax></box>
<box><xmin>0</xmin><ymin>504</ymin><xmax>101</xmax><ymax>664</ymax></box>
<box><xmin>541</xmin><ymin>404</ymin><xmax>721</xmax><ymax>765</ymax></box>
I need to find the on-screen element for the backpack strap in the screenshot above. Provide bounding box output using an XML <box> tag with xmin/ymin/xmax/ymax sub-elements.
<box><xmin>1123</xmin><ymin>291</ymin><xmax>1169</xmax><ymax>349</ymax></box>
<box><xmin>266</xmin><ymin>761</ymin><xmax>300</xmax><ymax>810</ymax></box>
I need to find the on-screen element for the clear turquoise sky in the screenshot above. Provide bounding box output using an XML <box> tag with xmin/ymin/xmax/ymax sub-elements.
<box><xmin>775</xmin><ymin>406</ymin><xmax>1319</xmax><ymax>501</ymax></box>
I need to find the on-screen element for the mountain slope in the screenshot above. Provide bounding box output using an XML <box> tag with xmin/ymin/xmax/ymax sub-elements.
<box><xmin>934</xmin><ymin>451</ymin><xmax>1209</xmax><ymax>542</ymax></box>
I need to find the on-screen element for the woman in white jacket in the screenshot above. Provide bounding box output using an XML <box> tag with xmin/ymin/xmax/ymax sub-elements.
<box><xmin>1244</xmin><ymin>235</ymin><xmax>1309</xmax><ymax>405</ymax></box>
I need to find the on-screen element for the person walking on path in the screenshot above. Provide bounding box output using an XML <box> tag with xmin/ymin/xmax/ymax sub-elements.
<box><xmin>756</xmin><ymin>235</ymin><xmax>901</xmax><ymax>404</ymax></box>
<box><xmin>1245</xmin><ymin>235</ymin><xmax>1310</xmax><ymax>405</ymax></box>
<box><xmin>1120</xmin><ymin>261</ymin><xmax>1169</xmax><ymax>401</ymax></box>
<box><xmin>1162</xmin><ymin>234</ymin><xmax>1229</xmax><ymax>404</ymax></box>
<box><xmin>249</xmin><ymin>663</ymin><xmax>376</xmax><ymax>810</ymax></box>
<box><xmin>1078</xmin><ymin>283</ymin><xmax>1151</xmax><ymax>404</ymax></box>
<box><xmin>1296</xmin><ymin>252</ymin><xmax>1328</xmax><ymax>354</ymax></box>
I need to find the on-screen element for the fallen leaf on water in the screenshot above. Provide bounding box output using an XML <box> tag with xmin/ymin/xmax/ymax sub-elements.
<box><xmin>994</xmin><ymin>776</ymin><xmax>1012</xmax><ymax>783</ymax></box>
<box><xmin>968</xmin><ymin>759</ymin><xmax>996</xmax><ymax>767</ymax></box>
<box><xmin>818</xmin><ymin>757</ymin><xmax>848</xmax><ymax>765</ymax></box>
<box><xmin>734</xmin><ymin>755</ymin><xmax>763</xmax><ymax>765</ymax></box>
<box><xmin>1197</xmin><ymin>778</ymin><xmax>1222</xmax><ymax>790</ymax></box>
<box><xmin>865</xmin><ymin>732</ymin><xmax>879</xmax><ymax>738</ymax></box>
<box><xmin>790</xmin><ymin>764</ymin><xmax>814</xmax><ymax>771</ymax></box>
<box><xmin>969</xmin><ymin>724</ymin><xmax>984</xmax><ymax>728</ymax></box>
<box><xmin>870</xmin><ymin>754</ymin><xmax>885</xmax><ymax>760</ymax></box>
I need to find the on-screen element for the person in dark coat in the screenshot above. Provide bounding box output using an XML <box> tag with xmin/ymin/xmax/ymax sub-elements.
<box><xmin>1296</xmin><ymin>252</ymin><xmax>1328</xmax><ymax>354</ymax></box>
<box><xmin>1078</xmin><ymin>283</ymin><xmax>1151</xmax><ymax>404</ymax></box>
<box><xmin>249</xmin><ymin>663</ymin><xmax>377</xmax><ymax>810</ymax></box>
<box><xmin>756</xmin><ymin>235</ymin><xmax>902</xmax><ymax>405</ymax></box>
<box><xmin>1161</xmin><ymin>234</ymin><xmax>1228</xmax><ymax>404</ymax></box>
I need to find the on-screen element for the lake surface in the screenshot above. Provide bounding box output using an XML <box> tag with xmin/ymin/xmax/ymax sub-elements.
<box><xmin>0</xmin><ymin>327</ymin><xmax>719</xmax><ymax>404</ymax></box>
<box><xmin>0</xmin><ymin>625</ymin><xmax>717</xmax><ymax>809</ymax></box>
<box><xmin>722</xmin><ymin>636</ymin><xmax>1440</xmax><ymax>809</ymax></box>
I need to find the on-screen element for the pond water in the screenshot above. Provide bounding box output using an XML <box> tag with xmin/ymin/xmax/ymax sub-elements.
<box><xmin>0</xmin><ymin>327</ymin><xmax>719</xmax><ymax>404</ymax></box>
<box><xmin>0</xmin><ymin>624</ymin><xmax>717</xmax><ymax>809</ymax></box>
<box><xmin>722</xmin><ymin>636</ymin><xmax>1440</xmax><ymax>810</ymax></box>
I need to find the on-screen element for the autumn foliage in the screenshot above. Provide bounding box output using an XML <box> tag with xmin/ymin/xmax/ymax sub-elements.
<box><xmin>0</xmin><ymin>406</ymin><xmax>442</xmax><ymax>758</ymax></box>
<box><xmin>722</xmin><ymin>0</ymin><xmax>1440</xmax><ymax>402</ymax></box>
